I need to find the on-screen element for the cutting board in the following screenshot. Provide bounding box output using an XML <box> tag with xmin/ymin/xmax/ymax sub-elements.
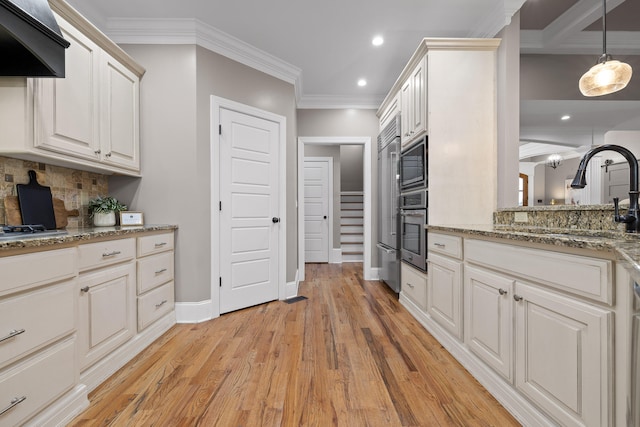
<box><xmin>4</xmin><ymin>196</ymin><xmax>79</xmax><ymax>229</ymax></box>
<box><xmin>16</xmin><ymin>170</ymin><xmax>57</xmax><ymax>230</ymax></box>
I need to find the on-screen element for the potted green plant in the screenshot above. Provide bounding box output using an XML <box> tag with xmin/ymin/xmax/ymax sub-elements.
<box><xmin>88</xmin><ymin>196</ymin><xmax>127</xmax><ymax>227</ymax></box>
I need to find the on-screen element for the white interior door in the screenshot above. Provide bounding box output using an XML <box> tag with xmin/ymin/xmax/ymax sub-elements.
<box><xmin>304</xmin><ymin>159</ymin><xmax>330</xmax><ymax>263</ymax></box>
<box><xmin>219</xmin><ymin>107</ymin><xmax>280</xmax><ymax>314</ymax></box>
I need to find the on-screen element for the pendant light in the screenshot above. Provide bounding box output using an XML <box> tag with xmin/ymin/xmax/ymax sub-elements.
<box><xmin>578</xmin><ymin>0</ymin><xmax>632</xmax><ymax>97</ymax></box>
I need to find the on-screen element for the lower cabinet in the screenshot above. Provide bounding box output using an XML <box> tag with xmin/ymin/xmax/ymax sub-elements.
<box><xmin>400</xmin><ymin>232</ymin><xmax>617</xmax><ymax>427</ymax></box>
<box><xmin>465</xmin><ymin>264</ymin><xmax>513</xmax><ymax>381</ymax></box>
<box><xmin>514</xmin><ymin>281</ymin><xmax>612</xmax><ymax>427</ymax></box>
<box><xmin>78</xmin><ymin>262</ymin><xmax>136</xmax><ymax>370</ymax></box>
<box><xmin>428</xmin><ymin>253</ymin><xmax>463</xmax><ymax>339</ymax></box>
<box><xmin>400</xmin><ymin>262</ymin><xmax>427</xmax><ymax>311</ymax></box>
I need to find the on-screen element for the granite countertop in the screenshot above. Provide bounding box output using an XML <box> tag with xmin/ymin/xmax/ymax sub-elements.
<box><xmin>0</xmin><ymin>224</ymin><xmax>178</xmax><ymax>251</ymax></box>
<box><xmin>427</xmin><ymin>224</ymin><xmax>640</xmax><ymax>284</ymax></box>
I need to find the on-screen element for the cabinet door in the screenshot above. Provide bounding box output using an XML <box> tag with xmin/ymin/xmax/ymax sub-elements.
<box><xmin>100</xmin><ymin>52</ymin><xmax>140</xmax><ymax>171</ymax></box>
<box><xmin>514</xmin><ymin>282</ymin><xmax>612</xmax><ymax>427</ymax></box>
<box><xmin>400</xmin><ymin>78</ymin><xmax>412</xmax><ymax>146</ymax></box>
<box><xmin>409</xmin><ymin>57</ymin><xmax>426</xmax><ymax>138</ymax></box>
<box><xmin>465</xmin><ymin>265</ymin><xmax>513</xmax><ymax>381</ymax></box>
<box><xmin>427</xmin><ymin>253</ymin><xmax>463</xmax><ymax>339</ymax></box>
<box><xmin>78</xmin><ymin>262</ymin><xmax>136</xmax><ymax>370</ymax></box>
<box><xmin>33</xmin><ymin>15</ymin><xmax>100</xmax><ymax>160</ymax></box>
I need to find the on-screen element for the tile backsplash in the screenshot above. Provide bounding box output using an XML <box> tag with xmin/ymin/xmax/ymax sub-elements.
<box><xmin>0</xmin><ymin>156</ymin><xmax>109</xmax><ymax>227</ymax></box>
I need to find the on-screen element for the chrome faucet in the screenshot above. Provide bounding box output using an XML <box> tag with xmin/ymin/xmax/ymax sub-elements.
<box><xmin>571</xmin><ymin>144</ymin><xmax>640</xmax><ymax>233</ymax></box>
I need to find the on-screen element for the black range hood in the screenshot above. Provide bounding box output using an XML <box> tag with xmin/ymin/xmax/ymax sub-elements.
<box><xmin>0</xmin><ymin>0</ymin><xmax>69</xmax><ymax>77</ymax></box>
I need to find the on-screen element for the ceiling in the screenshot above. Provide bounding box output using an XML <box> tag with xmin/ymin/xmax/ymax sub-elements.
<box><xmin>64</xmin><ymin>0</ymin><xmax>640</xmax><ymax>154</ymax></box>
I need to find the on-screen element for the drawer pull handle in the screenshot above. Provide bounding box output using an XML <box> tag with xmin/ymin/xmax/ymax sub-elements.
<box><xmin>0</xmin><ymin>396</ymin><xmax>26</xmax><ymax>416</ymax></box>
<box><xmin>513</xmin><ymin>294</ymin><xmax>523</xmax><ymax>302</ymax></box>
<box><xmin>80</xmin><ymin>286</ymin><xmax>90</xmax><ymax>293</ymax></box>
<box><xmin>406</xmin><ymin>282</ymin><xmax>415</xmax><ymax>289</ymax></box>
<box><xmin>102</xmin><ymin>250</ymin><xmax>122</xmax><ymax>258</ymax></box>
<box><xmin>498</xmin><ymin>288</ymin><xmax>507</xmax><ymax>295</ymax></box>
<box><xmin>434</xmin><ymin>243</ymin><xmax>446</xmax><ymax>248</ymax></box>
<box><xmin>154</xmin><ymin>242</ymin><xmax>167</xmax><ymax>247</ymax></box>
<box><xmin>155</xmin><ymin>300</ymin><xmax>168</xmax><ymax>308</ymax></box>
<box><xmin>155</xmin><ymin>268</ymin><xmax>168</xmax><ymax>275</ymax></box>
<box><xmin>0</xmin><ymin>329</ymin><xmax>25</xmax><ymax>344</ymax></box>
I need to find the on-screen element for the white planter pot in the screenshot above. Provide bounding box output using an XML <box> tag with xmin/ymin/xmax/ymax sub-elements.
<box><xmin>93</xmin><ymin>211</ymin><xmax>116</xmax><ymax>227</ymax></box>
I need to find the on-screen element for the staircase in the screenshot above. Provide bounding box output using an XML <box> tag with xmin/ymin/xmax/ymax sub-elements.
<box><xmin>340</xmin><ymin>192</ymin><xmax>364</xmax><ymax>262</ymax></box>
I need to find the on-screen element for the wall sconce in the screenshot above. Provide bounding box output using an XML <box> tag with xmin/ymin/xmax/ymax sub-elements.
<box><xmin>545</xmin><ymin>154</ymin><xmax>563</xmax><ymax>169</ymax></box>
<box><xmin>578</xmin><ymin>0</ymin><xmax>633</xmax><ymax>97</ymax></box>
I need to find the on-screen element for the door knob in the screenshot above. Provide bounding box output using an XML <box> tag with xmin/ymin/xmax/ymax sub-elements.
<box><xmin>323</xmin><ymin>216</ymin><xmax>327</xmax><ymax>219</ymax></box>
<box><xmin>272</xmin><ymin>217</ymin><xmax>280</xmax><ymax>223</ymax></box>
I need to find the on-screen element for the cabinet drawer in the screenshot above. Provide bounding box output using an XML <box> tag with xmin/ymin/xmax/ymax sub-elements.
<box><xmin>401</xmin><ymin>262</ymin><xmax>427</xmax><ymax>311</ymax></box>
<box><xmin>137</xmin><ymin>232</ymin><xmax>174</xmax><ymax>257</ymax></box>
<box><xmin>0</xmin><ymin>248</ymin><xmax>76</xmax><ymax>297</ymax></box>
<box><xmin>78</xmin><ymin>238</ymin><xmax>135</xmax><ymax>272</ymax></box>
<box><xmin>138</xmin><ymin>281</ymin><xmax>174</xmax><ymax>331</ymax></box>
<box><xmin>0</xmin><ymin>280</ymin><xmax>75</xmax><ymax>369</ymax></box>
<box><xmin>0</xmin><ymin>337</ymin><xmax>75</xmax><ymax>427</ymax></box>
<box><xmin>428</xmin><ymin>232</ymin><xmax>462</xmax><ymax>259</ymax></box>
<box><xmin>137</xmin><ymin>251</ymin><xmax>174</xmax><ymax>294</ymax></box>
<box><xmin>465</xmin><ymin>239</ymin><xmax>613</xmax><ymax>304</ymax></box>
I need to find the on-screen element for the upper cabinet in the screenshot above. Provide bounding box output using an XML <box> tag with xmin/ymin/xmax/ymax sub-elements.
<box><xmin>400</xmin><ymin>56</ymin><xmax>427</xmax><ymax>147</ymax></box>
<box><xmin>377</xmin><ymin>38</ymin><xmax>501</xmax><ymax>226</ymax></box>
<box><xmin>0</xmin><ymin>0</ymin><xmax>144</xmax><ymax>176</ymax></box>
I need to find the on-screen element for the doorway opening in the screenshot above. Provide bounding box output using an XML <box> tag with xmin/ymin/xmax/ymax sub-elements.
<box><xmin>297</xmin><ymin>137</ymin><xmax>373</xmax><ymax>282</ymax></box>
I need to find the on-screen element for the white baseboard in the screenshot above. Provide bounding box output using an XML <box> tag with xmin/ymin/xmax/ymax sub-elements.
<box><xmin>399</xmin><ymin>295</ymin><xmax>555</xmax><ymax>427</ymax></box>
<box><xmin>330</xmin><ymin>248</ymin><xmax>342</xmax><ymax>264</ymax></box>
<box><xmin>27</xmin><ymin>384</ymin><xmax>88</xmax><ymax>427</ymax></box>
<box><xmin>370</xmin><ymin>267</ymin><xmax>380</xmax><ymax>281</ymax></box>
<box><xmin>284</xmin><ymin>270</ymin><xmax>299</xmax><ymax>299</ymax></box>
<box><xmin>175</xmin><ymin>299</ymin><xmax>214</xmax><ymax>323</ymax></box>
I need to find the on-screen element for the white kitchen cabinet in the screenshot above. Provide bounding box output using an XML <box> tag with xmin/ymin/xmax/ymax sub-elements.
<box><xmin>514</xmin><ymin>282</ymin><xmax>612</xmax><ymax>427</ymax></box>
<box><xmin>136</xmin><ymin>232</ymin><xmax>175</xmax><ymax>331</ymax></box>
<box><xmin>400</xmin><ymin>262</ymin><xmax>427</xmax><ymax>311</ymax></box>
<box><xmin>464</xmin><ymin>264</ymin><xmax>514</xmax><ymax>381</ymax></box>
<box><xmin>464</xmin><ymin>238</ymin><xmax>613</xmax><ymax>427</ymax></box>
<box><xmin>0</xmin><ymin>248</ymin><xmax>79</xmax><ymax>426</ymax></box>
<box><xmin>428</xmin><ymin>252</ymin><xmax>463</xmax><ymax>340</ymax></box>
<box><xmin>78</xmin><ymin>261</ymin><xmax>136</xmax><ymax>370</ymax></box>
<box><xmin>400</xmin><ymin>56</ymin><xmax>427</xmax><ymax>147</ymax></box>
<box><xmin>0</xmin><ymin>0</ymin><xmax>144</xmax><ymax>176</ymax></box>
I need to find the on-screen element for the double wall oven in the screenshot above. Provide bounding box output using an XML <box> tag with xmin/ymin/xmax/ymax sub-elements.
<box><xmin>400</xmin><ymin>136</ymin><xmax>428</xmax><ymax>271</ymax></box>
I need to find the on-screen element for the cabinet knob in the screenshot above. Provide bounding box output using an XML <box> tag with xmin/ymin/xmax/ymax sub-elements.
<box><xmin>80</xmin><ymin>286</ymin><xmax>90</xmax><ymax>293</ymax></box>
<box><xmin>498</xmin><ymin>288</ymin><xmax>507</xmax><ymax>295</ymax></box>
<box><xmin>406</xmin><ymin>282</ymin><xmax>415</xmax><ymax>289</ymax></box>
<box><xmin>513</xmin><ymin>294</ymin><xmax>523</xmax><ymax>302</ymax></box>
<box><xmin>94</xmin><ymin>149</ymin><xmax>101</xmax><ymax>155</ymax></box>
<box><xmin>105</xmin><ymin>152</ymin><xmax>112</xmax><ymax>158</ymax></box>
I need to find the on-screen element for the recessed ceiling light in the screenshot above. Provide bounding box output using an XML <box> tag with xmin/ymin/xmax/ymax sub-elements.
<box><xmin>372</xmin><ymin>36</ymin><xmax>384</xmax><ymax>46</ymax></box>
<box><xmin>357</xmin><ymin>79</ymin><xmax>367</xmax><ymax>87</ymax></box>
<box><xmin>561</xmin><ymin>115</ymin><xmax>571</xmax><ymax>121</ymax></box>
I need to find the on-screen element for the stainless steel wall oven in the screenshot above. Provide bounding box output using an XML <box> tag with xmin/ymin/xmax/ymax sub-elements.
<box><xmin>400</xmin><ymin>188</ymin><xmax>427</xmax><ymax>271</ymax></box>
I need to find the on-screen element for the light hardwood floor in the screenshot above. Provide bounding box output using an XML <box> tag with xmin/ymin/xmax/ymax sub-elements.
<box><xmin>69</xmin><ymin>263</ymin><xmax>520</xmax><ymax>426</ymax></box>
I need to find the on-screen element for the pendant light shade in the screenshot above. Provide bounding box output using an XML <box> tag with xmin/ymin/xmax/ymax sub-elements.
<box><xmin>578</xmin><ymin>0</ymin><xmax>633</xmax><ymax>97</ymax></box>
<box><xmin>579</xmin><ymin>55</ymin><xmax>633</xmax><ymax>96</ymax></box>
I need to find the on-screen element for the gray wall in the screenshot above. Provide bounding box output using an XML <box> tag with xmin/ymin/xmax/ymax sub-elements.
<box><xmin>296</xmin><ymin>109</ymin><xmax>379</xmax><ymax>267</ymax></box>
<box><xmin>543</xmin><ymin>157</ymin><xmax>580</xmax><ymax>205</ymax></box>
<box><xmin>340</xmin><ymin>145</ymin><xmax>364</xmax><ymax>191</ymax></box>
<box><xmin>109</xmin><ymin>44</ymin><xmax>297</xmax><ymax>303</ymax></box>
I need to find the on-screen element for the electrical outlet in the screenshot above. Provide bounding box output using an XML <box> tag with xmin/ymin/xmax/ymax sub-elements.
<box><xmin>514</xmin><ymin>212</ymin><xmax>528</xmax><ymax>223</ymax></box>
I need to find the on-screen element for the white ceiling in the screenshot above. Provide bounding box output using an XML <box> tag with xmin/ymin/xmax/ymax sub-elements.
<box><xmin>64</xmin><ymin>0</ymin><xmax>640</xmax><ymax>154</ymax></box>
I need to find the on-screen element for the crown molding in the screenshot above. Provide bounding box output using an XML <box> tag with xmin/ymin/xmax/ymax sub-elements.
<box><xmin>470</xmin><ymin>0</ymin><xmax>526</xmax><ymax>37</ymax></box>
<box><xmin>297</xmin><ymin>94</ymin><xmax>382</xmax><ymax>110</ymax></box>
<box><xmin>102</xmin><ymin>17</ymin><xmax>384</xmax><ymax>109</ymax></box>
